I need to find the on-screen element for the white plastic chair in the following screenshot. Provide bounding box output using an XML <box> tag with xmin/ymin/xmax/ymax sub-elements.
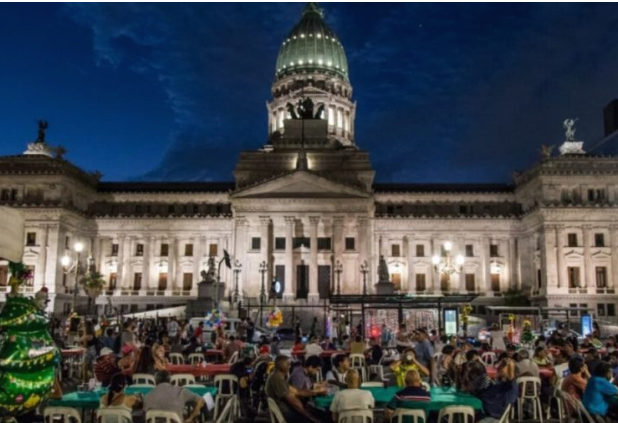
<box><xmin>498</xmin><ymin>404</ymin><xmax>512</xmax><ymax>423</ymax></box>
<box><xmin>145</xmin><ymin>410</ymin><xmax>182</xmax><ymax>423</ymax></box>
<box><xmin>368</xmin><ymin>364</ymin><xmax>387</xmax><ymax>382</ymax></box>
<box><xmin>391</xmin><ymin>408</ymin><xmax>426</xmax><ymax>423</ymax></box>
<box><xmin>339</xmin><ymin>409</ymin><xmax>373</xmax><ymax>423</ymax></box>
<box><xmin>546</xmin><ymin>387</ymin><xmax>565</xmax><ymax>421</ymax></box>
<box><xmin>437</xmin><ymin>406</ymin><xmax>475</xmax><ymax>423</ymax></box>
<box><xmin>515</xmin><ymin>376</ymin><xmax>543</xmax><ymax>423</ymax></box>
<box><xmin>44</xmin><ymin>407</ymin><xmax>82</xmax><ymax>423</ymax></box>
<box><xmin>560</xmin><ymin>391</ymin><xmax>594</xmax><ymax>423</ymax></box>
<box><xmin>350</xmin><ymin>353</ymin><xmax>366</xmax><ymax>369</ymax></box>
<box><xmin>215</xmin><ymin>396</ymin><xmax>239</xmax><ymax>423</ymax></box>
<box><xmin>421</xmin><ymin>381</ymin><xmax>431</xmax><ymax>391</ymax></box>
<box><xmin>96</xmin><ymin>408</ymin><xmax>133</xmax><ymax>423</ymax></box>
<box><xmin>169</xmin><ymin>353</ymin><xmax>185</xmax><ymax>365</ymax></box>
<box><xmin>228</xmin><ymin>351</ymin><xmax>239</xmax><ymax>364</ymax></box>
<box><xmin>361</xmin><ymin>381</ymin><xmax>384</xmax><ymax>387</ymax></box>
<box><xmin>132</xmin><ymin>373</ymin><xmax>155</xmax><ymax>386</ymax></box>
<box><xmin>481</xmin><ymin>352</ymin><xmax>497</xmax><ymax>366</ymax></box>
<box><xmin>170</xmin><ymin>373</ymin><xmax>196</xmax><ymax>387</ymax></box>
<box><xmin>188</xmin><ymin>353</ymin><xmax>204</xmax><ymax>366</ymax></box>
<box><xmin>214</xmin><ymin>374</ymin><xmax>239</xmax><ymax>419</ymax></box>
<box><xmin>267</xmin><ymin>398</ymin><xmax>287</xmax><ymax>423</ymax></box>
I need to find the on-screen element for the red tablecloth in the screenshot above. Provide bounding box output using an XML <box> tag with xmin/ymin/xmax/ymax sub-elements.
<box><xmin>166</xmin><ymin>364</ymin><xmax>231</xmax><ymax>377</ymax></box>
<box><xmin>486</xmin><ymin>366</ymin><xmax>554</xmax><ymax>379</ymax></box>
<box><xmin>61</xmin><ymin>349</ymin><xmax>84</xmax><ymax>357</ymax></box>
<box><xmin>204</xmin><ymin>349</ymin><xmax>224</xmax><ymax>357</ymax></box>
<box><xmin>292</xmin><ymin>350</ymin><xmax>348</xmax><ymax>358</ymax></box>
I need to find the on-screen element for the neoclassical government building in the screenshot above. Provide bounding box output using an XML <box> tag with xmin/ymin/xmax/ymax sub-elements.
<box><xmin>1</xmin><ymin>3</ymin><xmax>617</xmax><ymax>320</ymax></box>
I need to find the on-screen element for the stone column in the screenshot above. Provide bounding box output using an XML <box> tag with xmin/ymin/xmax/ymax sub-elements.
<box><xmin>284</xmin><ymin>217</ymin><xmax>295</xmax><ymax>301</ymax></box>
<box><xmin>259</xmin><ymin>217</ymin><xmax>272</xmax><ymax>285</ymax></box>
<box><xmin>509</xmin><ymin>237</ymin><xmax>518</xmax><ymax>290</ymax></box>
<box><xmin>233</xmin><ymin>219</ymin><xmax>247</xmax><ymax>296</ymax></box>
<box><xmin>36</xmin><ymin>225</ymin><xmax>49</xmax><ymax>287</ymax></box>
<box><xmin>457</xmin><ymin>236</ymin><xmax>466</xmax><ymax>294</ymax></box>
<box><xmin>168</xmin><ymin>236</ymin><xmax>176</xmax><ymax>291</ymax></box>
<box><xmin>481</xmin><ymin>235</ymin><xmax>491</xmax><ymax>293</ymax></box>
<box><xmin>175</xmin><ymin>238</ymin><xmax>184</xmax><ymax>291</ymax></box>
<box><xmin>333</xmin><ymin>217</ymin><xmax>344</xmax><ymax>263</ymax></box>
<box><xmin>429</xmin><ymin>237</ymin><xmax>437</xmax><ymax>293</ymax></box>
<box><xmin>583</xmin><ymin>225</ymin><xmax>593</xmax><ymax>288</ymax></box>
<box><xmin>116</xmin><ymin>235</ymin><xmax>126</xmax><ymax>289</ymax></box>
<box><xmin>555</xmin><ymin>226</ymin><xmax>565</xmax><ymax>289</ymax></box>
<box><xmin>97</xmin><ymin>237</ymin><xmax>106</xmax><ymax>274</ymax></box>
<box><xmin>541</xmin><ymin>226</ymin><xmax>558</xmax><ymax>289</ymax></box>
<box><xmin>610</xmin><ymin>226</ymin><xmax>618</xmax><ymax>289</ymax></box>
<box><xmin>309</xmin><ymin>217</ymin><xmax>320</xmax><ymax>303</ymax></box>
<box><xmin>143</xmin><ymin>235</ymin><xmax>151</xmax><ymax>292</ymax></box>
<box><xmin>358</xmin><ymin>217</ymin><xmax>369</xmax><ymax>293</ymax></box>
<box><xmin>406</xmin><ymin>235</ymin><xmax>415</xmax><ymax>293</ymax></box>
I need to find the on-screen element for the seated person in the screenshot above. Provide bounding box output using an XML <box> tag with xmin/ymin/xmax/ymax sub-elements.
<box><xmin>552</xmin><ymin>349</ymin><xmax>571</xmax><ymax>387</ymax></box>
<box><xmin>100</xmin><ymin>373</ymin><xmax>142</xmax><ymax>415</ymax></box>
<box><xmin>292</xmin><ymin>337</ymin><xmax>306</xmax><ymax>355</ymax></box>
<box><xmin>265</xmin><ymin>355</ymin><xmax>320</xmax><ymax>423</ymax></box>
<box><xmin>367</xmin><ymin>338</ymin><xmax>384</xmax><ymax>365</ymax></box>
<box><xmin>326</xmin><ymin>354</ymin><xmax>351</xmax><ymax>387</ymax></box>
<box><xmin>465</xmin><ymin>358</ymin><xmax>517</xmax><ymax>423</ymax></box>
<box><xmin>390</xmin><ymin>348</ymin><xmax>429</xmax><ymax>388</ymax></box>
<box><xmin>133</xmin><ymin>345</ymin><xmax>156</xmax><ymax>374</ymax></box>
<box><xmin>289</xmin><ymin>355</ymin><xmax>326</xmax><ymax>396</ymax></box>
<box><xmin>330</xmin><ymin>369</ymin><xmax>374</xmax><ymax>422</ymax></box>
<box><xmin>350</xmin><ymin>336</ymin><xmax>365</xmax><ymax>355</ymax></box>
<box><xmin>93</xmin><ymin>347</ymin><xmax>119</xmax><ymax>387</ymax></box>
<box><xmin>223</xmin><ymin>335</ymin><xmax>242</xmax><ymax>362</ymax></box>
<box><xmin>583</xmin><ymin>362</ymin><xmax>618</xmax><ymax>421</ymax></box>
<box><xmin>585</xmin><ymin>348</ymin><xmax>603</xmax><ymax>375</ymax></box>
<box><xmin>384</xmin><ymin>369</ymin><xmax>431</xmax><ymax>420</ymax></box>
<box><xmin>454</xmin><ymin>342</ymin><xmax>474</xmax><ymax>366</ymax></box>
<box><xmin>515</xmin><ymin>349</ymin><xmax>539</xmax><ymax>378</ymax></box>
<box><xmin>321</xmin><ymin>338</ymin><xmax>336</xmax><ymax>351</ymax></box>
<box><xmin>153</xmin><ymin>344</ymin><xmax>168</xmax><ymax>371</ymax></box>
<box><xmin>438</xmin><ymin>345</ymin><xmax>456</xmax><ymax>385</ymax></box>
<box><xmin>253</xmin><ymin>345</ymin><xmax>273</xmax><ymax>370</ymax></box>
<box><xmin>118</xmin><ymin>345</ymin><xmax>136</xmax><ymax>371</ymax></box>
<box><xmin>562</xmin><ymin>357</ymin><xmax>589</xmax><ymax>415</ymax></box>
<box><xmin>305</xmin><ymin>337</ymin><xmax>323</xmax><ymax>359</ymax></box>
<box><xmin>183</xmin><ymin>336</ymin><xmax>201</xmax><ymax>355</ymax></box>
<box><xmin>532</xmin><ymin>346</ymin><xmax>553</xmax><ymax>367</ymax></box>
<box><xmin>143</xmin><ymin>370</ymin><xmax>204</xmax><ymax>423</ymax></box>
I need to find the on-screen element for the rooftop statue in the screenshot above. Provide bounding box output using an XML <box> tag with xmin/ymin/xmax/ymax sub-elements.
<box><xmin>36</xmin><ymin>120</ymin><xmax>48</xmax><ymax>143</ymax></box>
<box><xmin>564</xmin><ymin>118</ymin><xmax>578</xmax><ymax>142</ymax></box>
<box><xmin>285</xmin><ymin>98</ymin><xmax>325</xmax><ymax>120</ymax></box>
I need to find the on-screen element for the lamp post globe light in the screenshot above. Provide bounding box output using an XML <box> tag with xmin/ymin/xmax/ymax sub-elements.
<box><xmin>258</xmin><ymin>261</ymin><xmax>268</xmax><ymax>325</ymax></box>
<box><xmin>432</xmin><ymin>241</ymin><xmax>465</xmax><ymax>291</ymax></box>
<box><xmin>233</xmin><ymin>259</ymin><xmax>242</xmax><ymax>306</ymax></box>
<box><xmin>360</xmin><ymin>260</ymin><xmax>369</xmax><ymax>295</ymax></box>
<box><xmin>61</xmin><ymin>241</ymin><xmax>84</xmax><ymax>313</ymax></box>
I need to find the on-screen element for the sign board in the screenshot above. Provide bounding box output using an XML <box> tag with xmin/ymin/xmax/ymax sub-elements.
<box><xmin>444</xmin><ymin>308</ymin><xmax>459</xmax><ymax>336</ymax></box>
<box><xmin>581</xmin><ymin>314</ymin><xmax>593</xmax><ymax>337</ymax></box>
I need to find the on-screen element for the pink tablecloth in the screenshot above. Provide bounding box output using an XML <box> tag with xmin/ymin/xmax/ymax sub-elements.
<box><xmin>486</xmin><ymin>365</ymin><xmax>554</xmax><ymax>379</ymax></box>
<box><xmin>166</xmin><ymin>363</ymin><xmax>231</xmax><ymax>377</ymax></box>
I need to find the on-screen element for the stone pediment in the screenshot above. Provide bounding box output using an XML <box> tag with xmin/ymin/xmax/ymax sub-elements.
<box><xmin>231</xmin><ymin>170</ymin><xmax>370</xmax><ymax>199</ymax></box>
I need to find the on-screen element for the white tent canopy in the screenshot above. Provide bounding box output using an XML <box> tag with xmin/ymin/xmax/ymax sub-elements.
<box><xmin>0</xmin><ymin>207</ymin><xmax>24</xmax><ymax>262</ymax></box>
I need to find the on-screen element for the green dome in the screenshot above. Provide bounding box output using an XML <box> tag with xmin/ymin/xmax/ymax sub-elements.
<box><xmin>276</xmin><ymin>3</ymin><xmax>349</xmax><ymax>81</ymax></box>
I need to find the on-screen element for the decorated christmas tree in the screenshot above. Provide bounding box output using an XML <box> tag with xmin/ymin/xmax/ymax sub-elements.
<box><xmin>0</xmin><ymin>262</ymin><xmax>60</xmax><ymax>419</ymax></box>
<box><xmin>521</xmin><ymin>319</ymin><xmax>535</xmax><ymax>345</ymax></box>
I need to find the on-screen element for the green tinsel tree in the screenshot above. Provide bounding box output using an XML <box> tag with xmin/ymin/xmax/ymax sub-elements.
<box><xmin>521</xmin><ymin>320</ymin><xmax>534</xmax><ymax>345</ymax></box>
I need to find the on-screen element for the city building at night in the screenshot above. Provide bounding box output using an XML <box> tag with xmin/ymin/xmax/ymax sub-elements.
<box><xmin>1</xmin><ymin>3</ymin><xmax>617</xmax><ymax>323</ymax></box>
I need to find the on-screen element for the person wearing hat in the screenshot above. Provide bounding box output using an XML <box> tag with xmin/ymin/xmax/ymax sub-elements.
<box><xmin>93</xmin><ymin>347</ymin><xmax>119</xmax><ymax>387</ymax></box>
<box><xmin>252</xmin><ymin>345</ymin><xmax>273</xmax><ymax>374</ymax></box>
<box><xmin>118</xmin><ymin>345</ymin><xmax>136</xmax><ymax>371</ymax></box>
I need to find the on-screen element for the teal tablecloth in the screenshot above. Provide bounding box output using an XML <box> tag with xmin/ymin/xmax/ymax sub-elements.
<box><xmin>49</xmin><ymin>385</ymin><xmax>217</xmax><ymax>409</ymax></box>
<box><xmin>314</xmin><ymin>386</ymin><xmax>483</xmax><ymax>412</ymax></box>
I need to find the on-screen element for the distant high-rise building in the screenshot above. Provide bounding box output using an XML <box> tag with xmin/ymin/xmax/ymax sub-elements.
<box><xmin>604</xmin><ymin>99</ymin><xmax>618</xmax><ymax>137</ymax></box>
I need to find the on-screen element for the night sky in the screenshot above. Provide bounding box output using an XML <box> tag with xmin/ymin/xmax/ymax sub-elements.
<box><xmin>1</xmin><ymin>2</ymin><xmax>617</xmax><ymax>183</ymax></box>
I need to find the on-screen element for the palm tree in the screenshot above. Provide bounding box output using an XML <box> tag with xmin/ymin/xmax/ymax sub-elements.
<box><xmin>81</xmin><ymin>271</ymin><xmax>106</xmax><ymax>313</ymax></box>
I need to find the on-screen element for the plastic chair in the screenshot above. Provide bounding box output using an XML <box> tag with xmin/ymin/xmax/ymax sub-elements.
<box><xmin>368</xmin><ymin>364</ymin><xmax>387</xmax><ymax>382</ymax></box>
<box><xmin>96</xmin><ymin>408</ymin><xmax>133</xmax><ymax>423</ymax></box>
<box><xmin>170</xmin><ymin>373</ymin><xmax>195</xmax><ymax>387</ymax></box>
<box><xmin>228</xmin><ymin>351</ymin><xmax>239</xmax><ymax>364</ymax></box>
<box><xmin>481</xmin><ymin>352</ymin><xmax>497</xmax><ymax>366</ymax></box>
<box><xmin>267</xmin><ymin>398</ymin><xmax>287</xmax><ymax>423</ymax></box>
<box><xmin>44</xmin><ymin>407</ymin><xmax>82</xmax><ymax>423</ymax></box>
<box><xmin>560</xmin><ymin>391</ymin><xmax>595</xmax><ymax>423</ymax></box>
<box><xmin>497</xmin><ymin>404</ymin><xmax>511</xmax><ymax>423</ymax></box>
<box><xmin>132</xmin><ymin>373</ymin><xmax>155</xmax><ymax>386</ymax></box>
<box><xmin>215</xmin><ymin>396</ymin><xmax>239</xmax><ymax>423</ymax></box>
<box><xmin>361</xmin><ymin>381</ymin><xmax>384</xmax><ymax>387</ymax></box>
<box><xmin>169</xmin><ymin>353</ymin><xmax>185</xmax><ymax>365</ymax></box>
<box><xmin>421</xmin><ymin>381</ymin><xmax>431</xmax><ymax>391</ymax></box>
<box><xmin>144</xmin><ymin>410</ymin><xmax>182</xmax><ymax>423</ymax></box>
<box><xmin>350</xmin><ymin>353</ymin><xmax>366</xmax><ymax>369</ymax></box>
<box><xmin>391</xmin><ymin>408</ymin><xmax>426</xmax><ymax>423</ymax></box>
<box><xmin>546</xmin><ymin>387</ymin><xmax>565</xmax><ymax>421</ymax></box>
<box><xmin>515</xmin><ymin>376</ymin><xmax>543</xmax><ymax>423</ymax></box>
<box><xmin>214</xmin><ymin>374</ymin><xmax>239</xmax><ymax>419</ymax></box>
<box><xmin>338</xmin><ymin>409</ymin><xmax>373</xmax><ymax>423</ymax></box>
<box><xmin>188</xmin><ymin>353</ymin><xmax>204</xmax><ymax>366</ymax></box>
<box><xmin>437</xmin><ymin>406</ymin><xmax>475</xmax><ymax>423</ymax></box>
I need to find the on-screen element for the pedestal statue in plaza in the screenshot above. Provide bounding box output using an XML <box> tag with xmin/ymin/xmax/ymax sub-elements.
<box><xmin>374</xmin><ymin>255</ymin><xmax>395</xmax><ymax>295</ymax></box>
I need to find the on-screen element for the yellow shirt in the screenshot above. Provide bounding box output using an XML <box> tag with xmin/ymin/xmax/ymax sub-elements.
<box><xmin>392</xmin><ymin>362</ymin><xmax>419</xmax><ymax>387</ymax></box>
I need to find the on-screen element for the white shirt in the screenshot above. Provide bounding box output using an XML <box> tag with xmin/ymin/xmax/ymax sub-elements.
<box><xmin>326</xmin><ymin>369</ymin><xmax>347</xmax><ymax>384</ymax></box>
<box><xmin>305</xmin><ymin>343</ymin><xmax>323</xmax><ymax>358</ymax></box>
<box><xmin>330</xmin><ymin>389</ymin><xmax>374</xmax><ymax>414</ymax></box>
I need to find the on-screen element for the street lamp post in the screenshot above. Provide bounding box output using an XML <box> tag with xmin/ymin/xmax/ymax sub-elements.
<box><xmin>258</xmin><ymin>261</ymin><xmax>268</xmax><ymax>324</ymax></box>
<box><xmin>61</xmin><ymin>241</ymin><xmax>84</xmax><ymax>313</ymax></box>
<box><xmin>233</xmin><ymin>260</ymin><xmax>242</xmax><ymax>307</ymax></box>
<box><xmin>360</xmin><ymin>260</ymin><xmax>369</xmax><ymax>295</ymax></box>
<box><xmin>334</xmin><ymin>261</ymin><xmax>343</xmax><ymax>295</ymax></box>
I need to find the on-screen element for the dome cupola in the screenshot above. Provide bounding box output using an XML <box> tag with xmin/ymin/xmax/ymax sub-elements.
<box><xmin>275</xmin><ymin>3</ymin><xmax>349</xmax><ymax>81</ymax></box>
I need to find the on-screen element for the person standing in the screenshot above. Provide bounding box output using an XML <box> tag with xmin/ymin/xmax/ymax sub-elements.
<box><xmin>310</xmin><ymin>317</ymin><xmax>318</xmax><ymax>339</ymax></box>
<box><xmin>294</xmin><ymin>317</ymin><xmax>302</xmax><ymax>340</ymax></box>
<box><xmin>490</xmin><ymin>323</ymin><xmax>507</xmax><ymax>351</ymax></box>
<box><xmin>237</xmin><ymin>318</ymin><xmax>247</xmax><ymax>342</ymax></box>
<box><xmin>413</xmin><ymin>329</ymin><xmax>434</xmax><ymax>370</ymax></box>
<box><xmin>246</xmin><ymin>317</ymin><xmax>255</xmax><ymax>344</ymax></box>
<box><xmin>381</xmin><ymin>324</ymin><xmax>392</xmax><ymax>347</ymax></box>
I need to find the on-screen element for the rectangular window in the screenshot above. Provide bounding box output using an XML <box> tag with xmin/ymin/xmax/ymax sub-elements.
<box><xmin>26</xmin><ymin>232</ymin><xmax>37</xmax><ymax>246</ymax></box>
<box><xmin>10</xmin><ymin>189</ymin><xmax>17</xmax><ymax>201</ymax></box>
<box><xmin>608</xmin><ymin>304</ymin><xmax>616</xmax><ymax>317</ymax></box>
<box><xmin>133</xmin><ymin>273</ymin><xmax>142</xmax><ymax>291</ymax></box>
<box><xmin>391</xmin><ymin>244</ymin><xmax>401</xmax><ymax>257</ymax></box>
<box><xmin>136</xmin><ymin>243</ymin><xmax>144</xmax><ymax>256</ymax></box>
<box><xmin>440</xmin><ymin>273</ymin><xmax>450</xmax><ymax>292</ymax></box>
<box><xmin>416</xmin><ymin>244</ymin><xmax>425</xmax><ymax>257</ymax></box>
<box><xmin>209</xmin><ymin>244</ymin><xmax>218</xmax><ymax>257</ymax></box>
<box><xmin>135</xmin><ymin>205</ymin><xmax>143</xmax><ymax>215</ymax></box>
<box><xmin>459</xmin><ymin>205</ymin><xmax>469</xmax><ymax>215</ymax></box>
<box><xmin>158</xmin><ymin>273</ymin><xmax>168</xmax><ymax>291</ymax></box>
<box><xmin>183</xmin><ymin>273</ymin><xmax>193</xmax><ymax>291</ymax></box>
<box><xmin>184</xmin><ymin>244</ymin><xmax>193</xmax><ymax>257</ymax></box>
<box><xmin>392</xmin><ymin>273</ymin><xmax>402</xmax><ymax>291</ymax></box>
<box><xmin>596</xmin><ymin>267</ymin><xmax>608</xmax><ymax>288</ymax></box>
<box><xmin>168</xmin><ymin>205</ymin><xmax>175</xmax><ymax>214</ymax></box>
<box><xmin>465</xmin><ymin>244</ymin><xmax>474</xmax><ymax>257</ymax></box>
<box><xmin>595</xmin><ymin>233</ymin><xmax>605</xmax><ymax>247</ymax></box>
<box><xmin>275</xmin><ymin>237</ymin><xmax>286</xmax><ymax>250</ymax></box>
<box><xmin>489</xmin><ymin>244</ymin><xmax>499</xmax><ymax>257</ymax></box>
<box><xmin>0</xmin><ymin>189</ymin><xmax>9</xmax><ymax>201</ymax></box>
<box><xmin>275</xmin><ymin>265</ymin><xmax>285</xmax><ymax>299</ymax></box>
<box><xmin>251</xmin><ymin>237</ymin><xmax>261</xmax><ymax>251</ymax></box>
<box><xmin>598</xmin><ymin>304</ymin><xmax>606</xmax><ymax>317</ymax></box>
<box><xmin>568</xmin><ymin>267</ymin><xmax>580</xmax><ymax>288</ymax></box>
<box><xmin>588</xmin><ymin>189</ymin><xmax>606</xmax><ymax>202</ymax></box>
<box><xmin>569</xmin><ymin>303</ymin><xmax>578</xmax><ymax>317</ymax></box>
<box><xmin>111</xmin><ymin>244</ymin><xmax>119</xmax><ymax>256</ymax></box>
<box><xmin>108</xmin><ymin>273</ymin><xmax>117</xmax><ymax>291</ymax></box>
<box><xmin>537</xmin><ymin>269</ymin><xmax>542</xmax><ymax>290</ymax></box>
<box><xmin>568</xmin><ymin>233</ymin><xmax>578</xmax><ymax>247</ymax></box>
<box><xmin>293</xmin><ymin>237</ymin><xmax>310</xmax><ymax>249</ymax></box>
<box><xmin>491</xmin><ymin>274</ymin><xmax>500</xmax><ymax>292</ymax></box>
<box><xmin>465</xmin><ymin>274</ymin><xmax>475</xmax><ymax>292</ymax></box>
<box><xmin>318</xmin><ymin>237</ymin><xmax>332</xmax><ymax>251</ymax></box>
<box><xmin>415</xmin><ymin>274</ymin><xmax>426</xmax><ymax>292</ymax></box>
<box><xmin>160</xmin><ymin>243</ymin><xmax>169</xmax><ymax>257</ymax></box>
<box><xmin>345</xmin><ymin>237</ymin><xmax>355</xmax><ymax>251</ymax></box>
<box><xmin>65</xmin><ymin>236</ymin><xmax>70</xmax><ymax>249</ymax></box>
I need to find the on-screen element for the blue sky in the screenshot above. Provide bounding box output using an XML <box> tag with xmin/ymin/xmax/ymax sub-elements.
<box><xmin>1</xmin><ymin>3</ymin><xmax>617</xmax><ymax>183</ymax></box>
